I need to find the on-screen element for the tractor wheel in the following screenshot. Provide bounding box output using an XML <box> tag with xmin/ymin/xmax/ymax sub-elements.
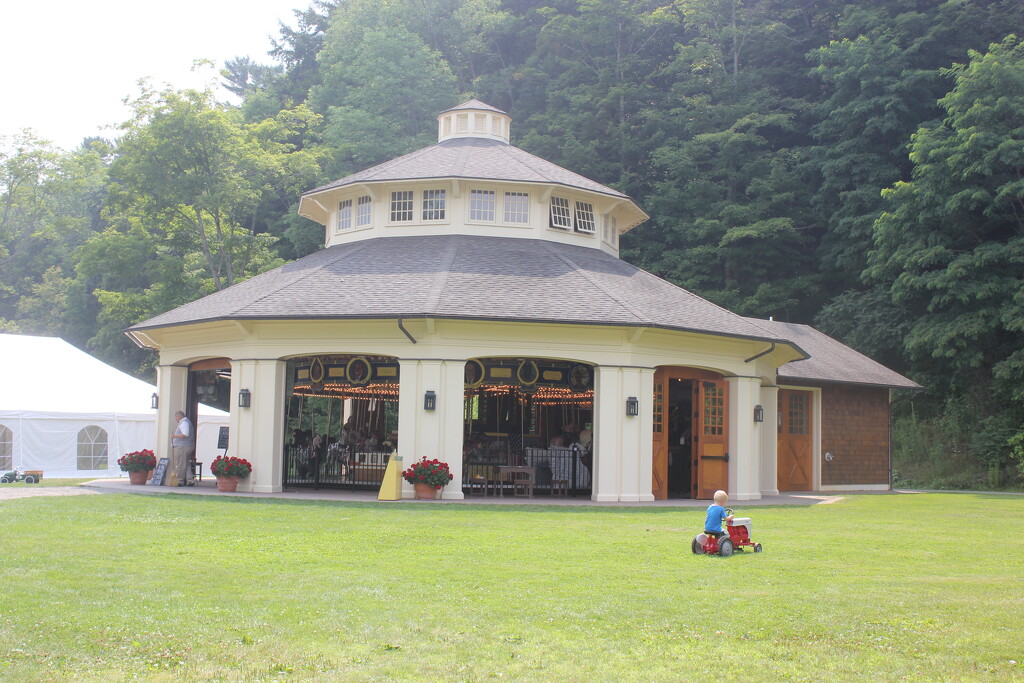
<box><xmin>0</xmin><ymin>476</ymin><xmax>10</xmax><ymax>484</ymax></box>
<box><xmin>23</xmin><ymin>475</ymin><xmax>36</xmax><ymax>484</ymax></box>
<box><xmin>754</xmin><ymin>543</ymin><xmax>763</xmax><ymax>553</ymax></box>
<box><xmin>718</xmin><ymin>538</ymin><xmax>734</xmax><ymax>557</ymax></box>
<box><xmin>691</xmin><ymin>537</ymin><xmax>705</xmax><ymax>555</ymax></box>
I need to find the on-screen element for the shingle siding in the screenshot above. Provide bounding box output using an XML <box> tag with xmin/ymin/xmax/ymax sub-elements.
<box><xmin>819</xmin><ymin>384</ymin><xmax>891</xmax><ymax>486</ymax></box>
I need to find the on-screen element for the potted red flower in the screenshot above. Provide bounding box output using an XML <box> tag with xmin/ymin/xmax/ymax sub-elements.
<box><xmin>210</xmin><ymin>455</ymin><xmax>253</xmax><ymax>492</ymax></box>
<box><xmin>117</xmin><ymin>449</ymin><xmax>157</xmax><ymax>485</ymax></box>
<box><xmin>402</xmin><ymin>458</ymin><xmax>454</xmax><ymax>499</ymax></box>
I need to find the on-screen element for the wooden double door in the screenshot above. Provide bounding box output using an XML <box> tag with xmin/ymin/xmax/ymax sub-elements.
<box><xmin>777</xmin><ymin>389</ymin><xmax>813</xmax><ymax>491</ymax></box>
<box><xmin>652</xmin><ymin>367</ymin><xmax>728</xmax><ymax>500</ymax></box>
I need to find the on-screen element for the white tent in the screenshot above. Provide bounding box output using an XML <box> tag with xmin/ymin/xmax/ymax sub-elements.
<box><xmin>0</xmin><ymin>333</ymin><xmax>228</xmax><ymax>478</ymax></box>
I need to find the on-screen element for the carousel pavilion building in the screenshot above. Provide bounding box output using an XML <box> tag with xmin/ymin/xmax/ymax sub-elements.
<box><xmin>128</xmin><ymin>101</ymin><xmax>919</xmax><ymax>501</ymax></box>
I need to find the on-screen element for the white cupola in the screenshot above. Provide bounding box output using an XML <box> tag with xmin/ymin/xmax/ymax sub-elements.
<box><xmin>437</xmin><ymin>99</ymin><xmax>511</xmax><ymax>144</ymax></box>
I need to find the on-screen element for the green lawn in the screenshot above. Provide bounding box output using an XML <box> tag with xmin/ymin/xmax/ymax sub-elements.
<box><xmin>1</xmin><ymin>493</ymin><xmax>1022</xmax><ymax>681</ymax></box>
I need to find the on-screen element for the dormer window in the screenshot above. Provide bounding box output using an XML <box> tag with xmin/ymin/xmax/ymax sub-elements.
<box><xmin>550</xmin><ymin>196</ymin><xmax>573</xmax><ymax>230</ymax></box>
<box><xmin>423</xmin><ymin>189</ymin><xmax>446</xmax><ymax>221</ymax></box>
<box><xmin>574</xmin><ymin>201</ymin><xmax>596</xmax><ymax>233</ymax></box>
<box><xmin>337</xmin><ymin>199</ymin><xmax>353</xmax><ymax>231</ymax></box>
<box><xmin>504</xmin><ymin>192</ymin><xmax>529</xmax><ymax>224</ymax></box>
<box><xmin>390</xmin><ymin>191</ymin><xmax>414</xmax><ymax>222</ymax></box>
<box><xmin>469</xmin><ymin>189</ymin><xmax>496</xmax><ymax>221</ymax></box>
<box><xmin>357</xmin><ymin>195</ymin><xmax>372</xmax><ymax>227</ymax></box>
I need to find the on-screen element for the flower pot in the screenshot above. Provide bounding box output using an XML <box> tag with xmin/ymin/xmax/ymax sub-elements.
<box><xmin>216</xmin><ymin>475</ymin><xmax>240</xmax><ymax>492</ymax></box>
<box><xmin>413</xmin><ymin>482</ymin><xmax>438</xmax><ymax>499</ymax></box>
<box><xmin>128</xmin><ymin>470</ymin><xmax>150</xmax><ymax>485</ymax></box>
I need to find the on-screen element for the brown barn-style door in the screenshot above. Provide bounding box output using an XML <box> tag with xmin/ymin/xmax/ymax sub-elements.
<box><xmin>777</xmin><ymin>389</ymin><xmax>813</xmax><ymax>491</ymax></box>
<box><xmin>653</xmin><ymin>368</ymin><xmax>728</xmax><ymax>499</ymax></box>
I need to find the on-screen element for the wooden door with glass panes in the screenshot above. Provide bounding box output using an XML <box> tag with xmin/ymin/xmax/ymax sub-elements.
<box><xmin>651</xmin><ymin>374</ymin><xmax>669</xmax><ymax>499</ymax></box>
<box><xmin>695</xmin><ymin>379</ymin><xmax>729</xmax><ymax>499</ymax></box>
<box><xmin>777</xmin><ymin>389</ymin><xmax>813</xmax><ymax>490</ymax></box>
<box><xmin>653</xmin><ymin>368</ymin><xmax>728</xmax><ymax>499</ymax></box>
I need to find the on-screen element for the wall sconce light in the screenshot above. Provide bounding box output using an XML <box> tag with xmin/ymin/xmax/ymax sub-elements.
<box><xmin>150</xmin><ymin>392</ymin><xmax>159</xmax><ymax>410</ymax></box>
<box><xmin>626</xmin><ymin>396</ymin><xmax>639</xmax><ymax>417</ymax></box>
<box><xmin>753</xmin><ymin>404</ymin><xmax>764</xmax><ymax>423</ymax></box>
<box><xmin>238</xmin><ymin>388</ymin><xmax>252</xmax><ymax>408</ymax></box>
<box><xmin>424</xmin><ymin>390</ymin><xmax>436</xmax><ymax>411</ymax></box>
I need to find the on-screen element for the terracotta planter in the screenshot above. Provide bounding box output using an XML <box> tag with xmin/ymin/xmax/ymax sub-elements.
<box><xmin>413</xmin><ymin>482</ymin><xmax>438</xmax><ymax>499</ymax></box>
<box><xmin>216</xmin><ymin>475</ymin><xmax>240</xmax><ymax>492</ymax></box>
<box><xmin>128</xmin><ymin>470</ymin><xmax>150</xmax><ymax>485</ymax></box>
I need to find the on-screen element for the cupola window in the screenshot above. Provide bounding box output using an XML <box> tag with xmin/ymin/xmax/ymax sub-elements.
<box><xmin>422</xmin><ymin>189</ymin><xmax>446</xmax><ymax>221</ymax></box>
<box><xmin>469</xmin><ymin>189</ymin><xmax>496</xmax><ymax>221</ymax></box>
<box><xmin>574</xmin><ymin>201</ymin><xmax>596</xmax><ymax>233</ymax></box>
<box><xmin>356</xmin><ymin>195</ymin><xmax>372</xmax><ymax>227</ymax></box>
<box><xmin>549</xmin><ymin>196</ymin><xmax>573</xmax><ymax>230</ymax></box>
<box><xmin>390</xmin><ymin>191</ymin><xmax>414</xmax><ymax>222</ymax></box>
<box><xmin>504</xmin><ymin>192</ymin><xmax>529</xmax><ymax>224</ymax></box>
<box><xmin>337</xmin><ymin>199</ymin><xmax>353</xmax><ymax>231</ymax></box>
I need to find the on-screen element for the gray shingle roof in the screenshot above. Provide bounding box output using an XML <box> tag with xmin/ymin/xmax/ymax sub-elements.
<box><xmin>304</xmin><ymin>137</ymin><xmax>631</xmax><ymax>199</ymax></box>
<box><xmin>441</xmin><ymin>100</ymin><xmax>507</xmax><ymax>115</ymax></box>
<box><xmin>747</xmin><ymin>318</ymin><xmax>922</xmax><ymax>390</ymax></box>
<box><xmin>130</xmin><ymin>234</ymin><xmax>794</xmax><ymax>348</ymax></box>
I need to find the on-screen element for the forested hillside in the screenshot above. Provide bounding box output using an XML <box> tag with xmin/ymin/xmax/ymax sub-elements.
<box><xmin>2</xmin><ymin>0</ymin><xmax>1022</xmax><ymax>486</ymax></box>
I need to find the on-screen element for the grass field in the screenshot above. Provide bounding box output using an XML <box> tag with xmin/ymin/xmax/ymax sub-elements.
<box><xmin>1</xmin><ymin>491</ymin><xmax>1022</xmax><ymax>681</ymax></box>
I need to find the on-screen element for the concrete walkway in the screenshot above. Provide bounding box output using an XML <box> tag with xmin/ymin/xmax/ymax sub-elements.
<box><xmin>75</xmin><ymin>477</ymin><xmax>845</xmax><ymax>507</ymax></box>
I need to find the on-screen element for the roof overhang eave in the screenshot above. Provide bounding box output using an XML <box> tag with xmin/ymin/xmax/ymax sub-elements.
<box><xmin>126</xmin><ymin>313</ymin><xmax>806</xmax><ymax>358</ymax></box>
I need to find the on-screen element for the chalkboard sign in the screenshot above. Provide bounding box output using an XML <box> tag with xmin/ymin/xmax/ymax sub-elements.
<box><xmin>151</xmin><ymin>457</ymin><xmax>170</xmax><ymax>486</ymax></box>
<box><xmin>217</xmin><ymin>426</ymin><xmax>229</xmax><ymax>450</ymax></box>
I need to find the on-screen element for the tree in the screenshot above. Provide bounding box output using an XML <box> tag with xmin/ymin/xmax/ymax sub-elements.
<box><xmin>109</xmin><ymin>86</ymin><xmax>286</xmax><ymax>291</ymax></box>
<box><xmin>868</xmin><ymin>35</ymin><xmax>1024</xmax><ymax>469</ymax></box>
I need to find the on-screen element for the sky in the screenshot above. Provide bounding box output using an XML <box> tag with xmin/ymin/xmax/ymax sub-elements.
<box><xmin>0</xmin><ymin>0</ymin><xmax>305</xmax><ymax>149</ymax></box>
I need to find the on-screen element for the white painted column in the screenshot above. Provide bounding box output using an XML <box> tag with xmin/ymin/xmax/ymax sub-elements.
<box><xmin>759</xmin><ymin>385</ymin><xmax>780</xmax><ymax>496</ymax></box>
<box><xmin>592</xmin><ymin>365</ymin><xmax>622</xmax><ymax>502</ymax></box>
<box><xmin>155</xmin><ymin>364</ymin><xmax>188</xmax><ymax>466</ymax></box>
<box><xmin>396</xmin><ymin>359</ymin><xmax>466</xmax><ymax>499</ymax></box>
<box><xmin>593</xmin><ymin>366</ymin><xmax>654</xmax><ymax>502</ymax></box>
<box><xmin>230</xmin><ymin>359</ymin><xmax>286</xmax><ymax>493</ymax></box>
<box><xmin>726</xmin><ymin>376</ymin><xmax>762</xmax><ymax>501</ymax></box>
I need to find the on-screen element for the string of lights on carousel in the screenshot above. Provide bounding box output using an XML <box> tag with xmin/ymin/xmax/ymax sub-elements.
<box><xmin>291</xmin><ymin>382</ymin><xmax>593</xmax><ymax>407</ymax></box>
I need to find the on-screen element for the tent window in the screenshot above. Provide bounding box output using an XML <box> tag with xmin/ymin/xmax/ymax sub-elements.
<box><xmin>77</xmin><ymin>425</ymin><xmax>108</xmax><ymax>470</ymax></box>
<box><xmin>0</xmin><ymin>424</ymin><xmax>11</xmax><ymax>470</ymax></box>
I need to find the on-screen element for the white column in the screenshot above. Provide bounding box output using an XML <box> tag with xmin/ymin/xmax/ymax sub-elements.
<box><xmin>155</xmin><ymin>364</ymin><xmax>188</xmax><ymax>466</ymax></box>
<box><xmin>726</xmin><ymin>376</ymin><xmax>762</xmax><ymax>501</ymax></box>
<box><xmin>759</xmin><ymin>385</ymin><xmax>780</xmax><ymax>496</ymax></box>
<box><xmin>592</xmin><ymin>366</ymin><xmax>622</xmax><ymax>502</ymax></box>
<box><xmin>396</xmin><ymin>359</ymin><xmax>466</xmax><ymax>499</ymax></box>
<box><xmin>230</xmin><ymin>359</ymin><xmax>286</xmax><ymax>493</ymax></box>
<box><xmin>593</xmin><ymin>366</ymin><xmax>654</xmax><ymax>502</ymax></box>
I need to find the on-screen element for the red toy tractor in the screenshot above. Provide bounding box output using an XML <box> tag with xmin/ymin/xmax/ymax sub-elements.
<box><xmin>692</xmin><ymin>508</ymin><xmax>762</xmax><ymax>557</ymax></box>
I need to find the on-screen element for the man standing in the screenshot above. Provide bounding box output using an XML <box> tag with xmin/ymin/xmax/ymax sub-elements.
<box><xmin>171</xmin><ymin>410</ymin><xmax>196</xmax><ymax>486</ymax></box>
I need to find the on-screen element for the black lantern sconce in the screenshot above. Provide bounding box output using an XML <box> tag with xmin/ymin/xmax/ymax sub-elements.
<box><xmin>424</xmin><ymin>390</ymin><xmax>436</xmax><ymax>411</ymax></box>
<box><xmin>150</xmin><ymin>392</ymin><xmax>159</xmax><ymax>410</ymax></box>
<box><xmin>626</xmin><ymin>396</ymin><xmax>639</xmax><ymax>417</ymax></box>
<box><xmin>238</xmin><ymin>388</ymin><xmax>252</xmax><ymax>408</ymax></box>
<box><xmin>753</xmin><ymin>404</ymin><xmax>764</xmax><ymax>423</ymax></box>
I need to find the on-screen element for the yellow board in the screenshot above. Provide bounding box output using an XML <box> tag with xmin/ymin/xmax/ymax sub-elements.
<box><xmin>377</xmin><ymin>455</ymin><xmax>403</xmax><ymax>501</ymax></box>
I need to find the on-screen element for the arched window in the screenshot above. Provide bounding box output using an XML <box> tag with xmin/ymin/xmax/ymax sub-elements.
<box><xmin>0</xmin><ymin>424</ymin><xmax>12</xmax><ymax>470</ymax></box>
<box><xmin>77</xmin><ymin>425</ymin><xmax>108</xmax><ymax>470</ymax></box>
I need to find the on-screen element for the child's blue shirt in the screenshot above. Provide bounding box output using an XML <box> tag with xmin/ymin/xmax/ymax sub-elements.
<box><xmin>705</xmin><ymin>503</ymin><xmax>727</xmax><ymax>533</ymax></box>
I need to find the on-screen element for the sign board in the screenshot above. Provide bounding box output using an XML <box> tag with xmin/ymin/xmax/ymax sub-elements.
<box><xmin>217</xmin><ymin>426</ymin><xmax>229</xmax><ymax>450</ymax></box>
<box><xmin>151</xmin><ymin>457</ymin><xmax>170</xmax><ymax>486</ymax></box>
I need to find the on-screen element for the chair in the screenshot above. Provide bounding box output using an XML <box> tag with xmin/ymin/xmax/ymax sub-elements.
<box><xmin>190</xmin><ymin>458</ymin><xmax>203</xmax><ymax>482</ymax></box>
<box><xmin>510</xmin><ymin>468</ymin><xmax>535</xmax><ymax>498</ymax></box>
<box><xmin>551</xmin><ymin>478</ymin><xmax>569</xmax><ymax>497</ymax></box>
<box><xmin>464</xmin><ymin>464</ymin><xmax>492</xmax><ymax>497</ymax></box>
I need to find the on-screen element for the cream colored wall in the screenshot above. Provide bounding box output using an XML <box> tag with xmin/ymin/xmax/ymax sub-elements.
<box><xmin>305</xmin><ymin>178</ymin><xmax>642</xmax><ymax>258</ymax></box>
<box><xmin>142</xmin><ymin>317</ymin><xmax>796</xmax><ymax>499</ymax></box>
